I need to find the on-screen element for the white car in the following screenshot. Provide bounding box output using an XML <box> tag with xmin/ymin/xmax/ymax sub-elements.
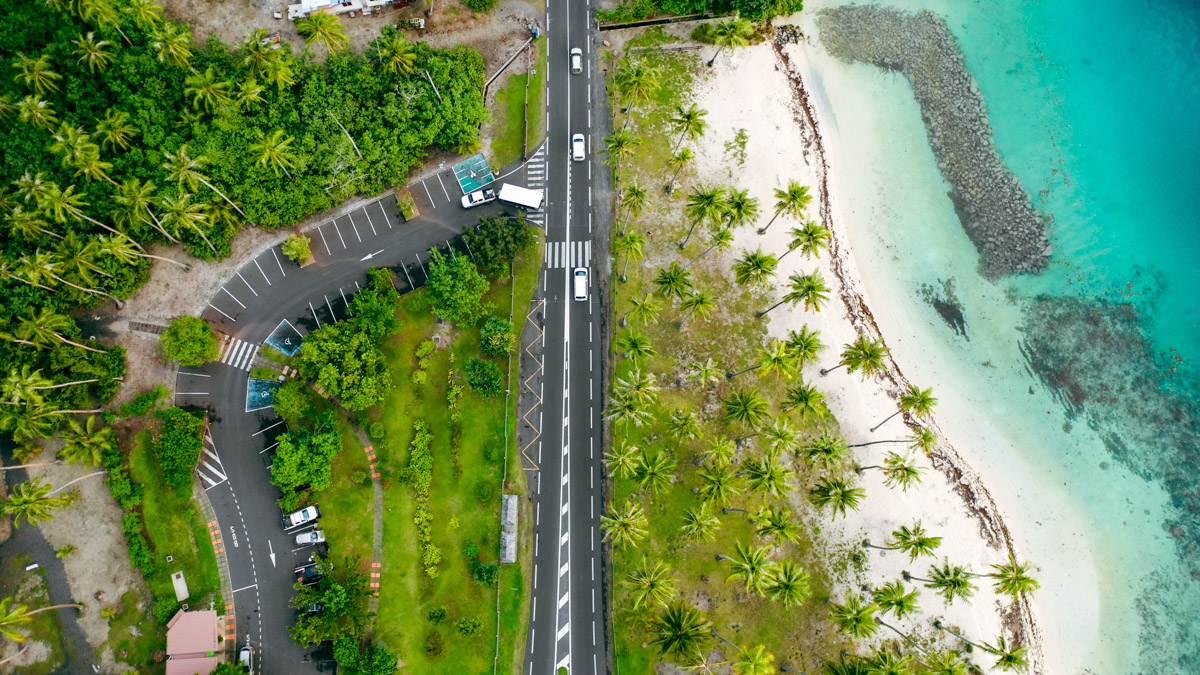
<box><xmin>570</xmin><ymin>47</ymin><xmax>582</xmax><ymax>74</ymax></box>
<box><xmin>239</xmin><ymin>644</ymin><xmax>254</xmax><ymax>672</ymax></box>
<box><xmin>571</xmin><ymin>134</ymin><xmax>585</xmax><ymax>162</ymax></box>
<box><xmin>295</xmin><ymin>529</ymin><xmax>325</xmax><ymax>546</ymax></box>
<box><xmin>282</xmin><ymin>505</ymin><xmax>319</xmax><ymax>529</ymax></box>
<box><xmin>460</xmin><ymin>188</ymin><xmax>497</xmax><ymax>209</ymax></box>
<box><xmin>573</xmin><ymin>267</ymin><xmax>588</xmax><ymax>301</ymax></box>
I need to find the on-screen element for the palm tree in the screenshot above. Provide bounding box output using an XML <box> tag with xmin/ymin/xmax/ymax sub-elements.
<box><xmin>2</xmin><ymin>479</ymin><xmax>71</xmax><ymax>527</ymax></box>
<box><xmin>239</xmin><ymin>29</ymin><xmax>281</xmax><ymax>74</ymax></box>
<box><xmin>162</xmin><ymin>145</ymin><xmax>247</xmax><ymax>219</ymax></box>
<box><xmin>235</xmin><ymin>77</ymin><xmax>266</xmax><ymax>111</ymax></box>
<box><xmin>707</xmin><ymin>15</ymin><xmax>754</xmax><ymax>67</ymax></box>
<box><xmin>721</xmin><ymin>541</ymin><xmax>775</xmax><ymax>596</ymax></box>
<box><xmin>0</xmin><ymin>94</ymin><xmax>13</xmax><ymax>121</ymax></box>
<box><xmin>677</xmin><ymin>290</ymin><xmax>715</xmax><ymax>328</ymax></box>
<box><xmin>782</xmin><ymin>381</ymin><xmax>828</xmax><ymax>418</ymax></box>
<box><xmin>602</xmin><ymin>129</ymin><xmax>641</xmax><ymax>178</ymax></box>
<box><xmin>149</xmin><ymin>22</ymin><xmax>193</xmax><ymax>68</ymax></box>
<box><xmin>615</xmin><ymin>62</ymin><xmax>661</xmax><ymax>129</ymax></box>
<box><xmin>865</xmin><ymin>649</ymin><xmax>914</xmax><ymax>675</ymax></box>
<box><xmin>20</xmin><ymin>250</ymin><xmax>122</xmax><ymax>305</ymax></box>
<box><xmin>686</xmin><ymin>228</ymin><xmax>734</xmax><ymax>269</ymax></box>
<box><xmin>12</xmin><ymin>53</ymin><xmax>62</xmax><ymax>95</ymax></box>
<box><xmin>55</xmin><ymin>231</ymin><xmax>111</xmax><ymax>284</ymax></box>
<box><xmin>904</xmin><ymin>562</ymin><xmax>977</xmax><ymax>605</ymax></box>
<box><xmin>605</xmin><ymin>394</ymin><xmax>653</xmax><ymax>428</ymax></box>
<box><xmin>635</xmin><ymin>450</ymin><xmax>677</xmax><ymax>496</ymax></box>
<box><xmin>618</xmin><ymin>182</ymin><xmax>648</xmax><ymax>236</ymax></box>
<box><xmin>124</xmin><ymin>0</ymin><xmax>163</xmax><ymax>29</ymax></box>
<box><xmin>603</xmin><ymin>443</ymin><xmax>641</xmax><ymax>479</ymax></box>
<box><xmin>758</xmin><ymin>418</ymin><xmax>800</xmax><ymax>454</ymax></box>
<box><xmin>680</xmin><ymin>504</ymin><xmax>720</xmax><ymax>542</ymax></box>
<box><xmin>785</xmin><ymin>326</ymin><xmax>825</xmax><ymax>366</ymax></box>
<box><xmin>696</xmin><ymin>463</ymin><xmax>742</xmax><ymax>504</ymax></box>
<box><xmin>6</xmin><ymin>308</ymin><xmax>106</xmax><ymax>354</ymax></box>
<box><xmin>695</xmin><ymin>437</ymin><xmax>736</xmax><ymax>467</ymax></box>
<box><xmin>670</xmin><ymin>103</ymin><xmax>708</xmax><ymax>152</ymax></box>
<box><xmin>780</xmin><ymin>220</ymin><xmax>830</xmax><ymax>260</ymax></box>
<box><xmin>72</xmin><ymin>147</ymin><xmax>117</xmax><ymax>186</ymax></box>
<box><xmin>932</xmin><ymin>621</ymin><xmax>1028</xmax><ymax>673</ymax></box>
<box><xmin>112</xmin><ymin>179</ymin><xmax>175</xmax><ymax>243</ymax></box>
<box><xmin>251</xmin><ymin>129</ymin><xmax>298</xmax><ymax>178</ymax></box>
<box><xmin>59</xmin><ymin>415</ymin><xmax>114</xmax><ymax>468</ymax></box>
<box><xmin>94</xmin><ymin>109</ymin><xmax>138</xmax><ymax>152</ymax></box>
<box><xmin>0</xmin><ymin>404</ymin><xmax>62</xmax><ymax>442</ymax></box>
<box><xmin>261</xmin><ymin>57</ymin><xmax>296</xmax><ymax>90</ymax></box>
<box><xmin>297</xmin><ymin>12</ymin><xmax>349</xmax><ymax>53</ymax></box>
<box><xmin>666</xmin><ymin>409</ymin><xmax>700</xmax><ymax>441</ymax></box>
<box><xmin>654</xmin><ymin>261</ymin><xmax>694</xmax><ymax>299</ymax></box>
<box><xmin>856</xmin><ymin>452</ymin><xmax>923</xmax><ymax>491</ymax></box>
<box><xmin>744</xmin><ymin>454</ymin><xmax>794</xmax><ymax>497</ymax></box>
<box><xmin>621</xmin><ymin>294</ymin><xmax>660</xmax><ymax>327</ymax></box>
<box><xmin>648</xmin><ymin>603</ymin><xmax>712</xmax><ymax>659</ymax></box>
<box><xmin>600</xmin><ymin>499</ymin><xmax>648</xmax><ymax>549</ymax></box>
<box><xmin>733</xmin><ymin>249</ymin><xmax>779</xmax><ymax>288</ymax></box>
<box><xmin>683</xmin><ymin>651</ymin><xmax>729</xmax><ymax>674</ymax></box>
<box><xmin>722</xmin><ymin>389</ymin><xmax>770</xmax><ymax>429</ymax></box>
<box><xmin>375</xmin><ymin>30</ymin><xmax>417</xmax><ymax>76</ymax></box>
<box><xmin>665</xmin><ymin>147</ymin><xmax>694</xmax><ymax>194</ymax></box>
<box><xmin>759</xmin><ymin>271</ymin><xmax>829</xmax><ymax>317</ymax></box>
<box><xmin>754</xmin><ymin>505</ymin><xmax>801</xmax><ymax>545</ymax></box>
<box><xmin>732</xmin><ymin>644</ymin><xmax>776</xmax><ymax>675</ymax></box>
<box><xmin>614</xmin><ymin>231</ymin><xmax>646</xmax><ymax>282</ymax></box>
<box><xmin>681</xmin><ymin>186</ymin><xmax>728</xmax><ymax>249</ymax></box>
<box><xmin>2</xmin><ymin>367</ymin><xmax>106</xmax><ymax>407</ymax></box>
<box><xmin>683</xmin><ymin>358</ymin><xmax>723</xmax><ymax>389</ymax></box>
<box><xmin>160</xmin><ymin>193</ymin><xmax>218</xmax><ymax>257</ymax></box>
<box><xmin>184</xmin><ymin>67</ymin><xmax>233</xmax><ymax>111</ymax></box>
<box><xmin>615</xmin><ymin>369</ymin><xmax>659</xmax><ymax>406</ymax></box>
<box><xmin>871</xmin><ymin>384</ymin><xmax>937</xmax><ymax>432</ymax></box>
<box><xmin>759</xmin><ymin>180</ymin><xmax>812</xmax><ymax>235</ymax></box>
<box><xmin>829</xmin><ymin>593</ymin><xmax>879</xmax><ymax>639</ymax></box>
<box><xmin>5</xmin><ymin>207</ymin><xmax>61</xmax><ymax>241</ymax></box>
<box><xmin>801</xmin><ymin>431</ymin><xmax>847</xmax><ymax>470</ymax></box>
<box><xmin>724</xmin><ymin>188</ymin><xmax>761</xmax><ymax>231</ymax></box>
<box><xmin>764</xmin><ymin>561</ymin><xmax>810</xmax><ymax>607</ymax></box>
<box><xmin>0</xmin><ymin>597</ymin><xmax>83</xmax><ymax>643</ymax></box>
<box><xmin>72</xmin><ymin>32</ymin><xmax>116</xmax><ymax>73</ymax></box>
<box><xmin>48</xmin><ymin>123</ymin><xmax>93</xmax><ymax>169</ymax></box>
<box><xmin>616</xmin><ymin>331</ymin><xmax>656</xmax><ymax>365</ymax></box>
<box><xmin>15</xmin><ymin>95</ymin><xmax>59</xmax><ymax>130</ymax></box>
<box><xmin>872</xmin><ymin>580</ymin><xmax>920</xmax><ymax>620</ymax></box>
<box><xmin>988</xmin><ymin>555</ymin><xmax>1040</xmax><ymax>599</ymax></box>
<box><xmin>850</xmin><ymin>427</ymin><xmax>938</xmax><ymax>454</ymax></box>
<box><xmin>809</xmin><ymin>477</ymin><xmax>866</xmax><ymax>518</ymax></box>
<box><xmin>862</xmin><ymin>521</ymin><xmax>943</xmax><ymax>561</ymax></box>
<box><xmin>80</xmin><ymin>0</ymin><xmax>130</xmax><ymax>44</ymax></box>
<box><xmin>624</xmin><ymin>560</ymin><xmax>676</xmax><ymax>609</ymax></box>
<box><xmin>821</xmin><ymin>334</ymin><xmax>889</xmax><ymax>378</ymax></box>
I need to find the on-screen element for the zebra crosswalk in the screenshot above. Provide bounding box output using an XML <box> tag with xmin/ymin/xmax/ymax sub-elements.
<box><xmin>545</xmin><ymin>240</ymin><xmax>591</xmax><ymax>269</ymax></box>
<box><xmin>525</xmin><ymin>144</ymin><xmax>546</xmax><ymax>227</ymax></box>
<box><xmin>217</xmin><ymin>336</ymin><xmax>260</xmax><ymax>371</ymax></box>
<box><xmin>197</xmin><ymin>434</ymin><xmax>227</xmax><ymax>489</ymax></box>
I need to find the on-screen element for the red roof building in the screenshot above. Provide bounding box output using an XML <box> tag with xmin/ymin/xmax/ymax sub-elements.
<box><xmin>165</xmin><ymin>609</ymin><xmax>221</xmax><ymax>675</ymax></box>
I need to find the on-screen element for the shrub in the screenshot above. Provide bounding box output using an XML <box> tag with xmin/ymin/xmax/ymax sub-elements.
<box><xmin>119</xmin><ymin>385</ymin><xmax>168</xmax><ymax>418</ymax></box>
<box><xmin>463</xmin><ymin>541</ymin><xmax>480</xmax><ymax>559</ymax></box>
<box><xmin>351</xmin><ymin>470</ymin><xmax>368</xmax><ymax>485</ymax></box>
<box><xmin>427</xmin><ymin>607</ymin><xmax>448</xmax><ymax>624</ymax></box>
<box><xmin>462</xmin><ymin>0</ymin><xmax>497</xmax><ymax>11</ymax></box>
<box><xmin>55</xmin><ymin>545</ymin><xmax>77</xmax><ymax>559</ymax></box>
<box><xmin>480</xmin><ymin>317</ymin><xmax>516</xmax><ymax>356</ymax></box>
<box><xmin>484</xmin><ymin>440</ymin><xmax>504</xmax><ymax>464</ymax></box>
<box><xmin>455</xmin><ymin>616</ymin><xmax>483</xmax><ymax>637</ymax></box>
<box><xmin>424</xmin><ymin>632</ymin><xmax>446</xmax><ymax>659</ymax></box>
<box><xmin>472</xmin><ymin>562</ymin><xmax>500</xmax><ymax>585</ymax></box>
<box><xmin>160</xmin><ymin>316</ymin><xmax>219</xmax><ymax>366</ymax></box>
<box><xmin>282</xmin><ymin>234</ymin><xmax>312</xmax><ymax>264</ymax></box>
<box><xmin>416</xmin><ymin>340</ymin><xmax>436</xmax><ymax>358</ymax></box>
<box><xmin>410</xmin><ymin>369</ymin><xmax>428</xmax><ymax>385</ymax></box>
<box><xmin>475</xmin><ymin>482</ymin><xmax>493</xmax><ymax>502</ymax></box>
<box><xmin>368</xmin><ymin>422</ymin><xmax>385</xmax><ymax>440</ymax></box>
<box><xmin>122</xmin><ymin>512</ymin><xmax>153</xmax><ymax>574</ymax></box>
<box><xmin>272</xmin><ymin>380</ymin><xmax>311</xmax><ymax>424</ymax></box>
<box><xmin>465</xmin><ymin>357</ymin><xmax>503</xmax><ymax>398</ymax></box>
<box><xmin>101</xmin><ymin>409</ymin><xmax>116</xmax><ymax>424</ymax></box>
<box><xmin>153</xmin><ymin>597</ymin><xmax>179</xmax><ymax>624</ymax></box>
<box><xmin>153</xmin><ymin>408</ymin><xmax>205</xmax><ymax>491</ymax></box>
<box><xmin>464</xmin><ymin>214</ymin><xmax>534</xmax><ymax>277</ymax></box>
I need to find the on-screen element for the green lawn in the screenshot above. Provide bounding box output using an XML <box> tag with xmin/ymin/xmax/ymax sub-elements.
<box><xmin>489</xmin><ymin>38</ymin><xmax>549</xmax><ymax>167</ymax></box>
<box><xmin>314</xmin><ymin>413</ymin><xmax>374</xmax><ymax>567</ymax></box>
<box><xmin>0</xmin><ymin>556</ymin><xmax>66</xmax><ymax>674</ymax></box>
<box><xmin>100</xmin><ymin>590</ymin><xmax>164</xmax><ymax>669</ymax></box>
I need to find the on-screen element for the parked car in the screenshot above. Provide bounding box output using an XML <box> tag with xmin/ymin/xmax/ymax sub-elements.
<box><xmin>295</xmin><ymin>562</ymin><xmax>323</xmax><ymax>586</ymax></box>
<box><xmin>281</xmin><ymin>505</ymin><xmax>319</xmax><ymax>529</ymax></box>
<box><xmin>570</xmin><ymin>47</ymin><xmax>582</xmax><ymax>74</ymax></box>
<box><xmin>295</xmin><ymin>529</ymin><xmax>325</xmax><ymax>546</ymax></box>
<box><xmin>460</xmin><ymin>188</ymin><xmax>497</xmax><ymax>209</ymax></box>
<box><xmin>239</xmin><ymin>644</ymin><xmax>254</xmax><ymax>672</ymax></box>
<box><xmin>303</xmin><ymin>602</ymin><xmax>324</xmax><ymax>616</ymax></box>
<box><xmin>571</xmin><ymin>134</ymin><xmax>585</xmax><ymax>161</ymax></box>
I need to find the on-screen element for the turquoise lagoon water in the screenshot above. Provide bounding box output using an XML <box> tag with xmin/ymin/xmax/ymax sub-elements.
<box><xmin>799</xmin><ymin>0</ymin><xmax>1200</xmax><ymax>671</ymax></box>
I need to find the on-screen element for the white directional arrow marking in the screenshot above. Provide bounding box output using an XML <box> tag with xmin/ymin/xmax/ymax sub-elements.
<box><xmin>360</xmin><ymin>249</ymin><xmax>384</xmax><ymax>262</ymax></box>
<box><xmin>269</xmin><ymin>539</ymin><xmax>276</xmax><ymax>568</ymax></box>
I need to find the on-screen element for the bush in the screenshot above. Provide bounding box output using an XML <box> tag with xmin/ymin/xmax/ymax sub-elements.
<box><xmin>410</xmin><ymin>370</ymin><xmax>428</xmax><ymax>385</ymax></box>
<box><xmin>160</xmin><ymin>316</ymin><xmax>219</xmax><ymax>366</ymax></box>
<box><xmin>416</xmin><ymin>340</ymin><xmax>437</xmax><ymax>358</ymax></box>
<box><xmin>282</xmin><ymin>234</ymin><xmax>313</xmax><ymax>264</ymax></box>
<box><xmin>462</xmin><ymin>0</ymin><xmax>497</xmax><ymax>10</ymax></box>
<box><xmin>463</xmin><ymin>541</ymin><xmax>480</xmax><ymax>559</ymax></box>
<box><xmin>472</xmin><ymin>562</ymin><xmax>500</xmax><ymax>585</ymax></box>
<box><xmin>351</xmin><ymin>470</ymin><xmax>368</xmax><ymax>485</ymax></box>
<box><xmin>464</xmin><ymin>214</ymin><xmax>534</xmax><ymax>277</ymax></box>
<box><xmin>153</xmin><ymin>408</ymin><xmax>205</xmax><ymax>491</ymax></box>
<box><xmin>455</xmin><ymin>616</ymin><xmax>483</xmax><ymax>637</ymax></box>
<box><xmin>426</xmin><ymin>249</ymin><xmax>494</xmax><ymax>326</ymax></box>
<box><xmin>427</xmin><ymin>607</ymin><xmax>448</xmax><ymax>624</ymax></box>
<box><xmin>272</xmin><ymin>380</ymin><xmax>311</xmax><ymax>424</ymax></box>
<box><xmin>153</xmin><ymin>597</ymin><xmax>180</xmax><ymax>624</ymax></box>
<box><xmin>424</xmin><ymin>632</ymin><xmax>446</xmax><ymax>659</ymax></box>
<box><xmin>368</xmin><ymin>421</ymin><xmax>385</xmax><ymax>440</ymax></box>
<box><xmin>465</xmin><ymin>357</ymin><xmax>503</xmax><ymax>398</ymax></box>
<box><xmin>119</xmin><ymin>385</ymin><xmax>168</xmax><ymax>418</ymax></box>
<box><xmin>480</xmin><ymin>317</ymin><xmax>516</xmax><ymax>356</ymax></box>
<box><xmin>475</xmin><ymin>482</ymin><xmax>493</xmax><ymax>502</ymax></box>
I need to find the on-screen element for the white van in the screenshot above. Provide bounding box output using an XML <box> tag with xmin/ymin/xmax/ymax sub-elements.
<box><xmin>573</xmin><ymin>267</ymin><xmax>588</xmax><ymax>301</ymax></box>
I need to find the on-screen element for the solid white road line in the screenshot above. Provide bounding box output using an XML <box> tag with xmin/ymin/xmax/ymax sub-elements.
<box><xmin>178</xmin><ymin>372</ymin><xmax>210</xmax><ymax>377</ymax></box>
<box><xmin>309</xmin><ymin>302</ymin><xmax>322</xmax><ymax>329</ymax></box>
<box><xmin>348</xmin><ymin>215</ymin><xmax>362</xmax><ymax>243</ymax></box>
<box><xmin>361</xmin><ymin>209</ymin><xmax>378</xmax><ymax>236</ymax></box>
<box><xmin>436</xmin><ymin>172</ymin><xmax>450</xmax><ymax>201</ymax></box>
<box><xmin>421</xmin><ymin>180</ymin><xmax>436</xmax><ymax>209</ymax></box>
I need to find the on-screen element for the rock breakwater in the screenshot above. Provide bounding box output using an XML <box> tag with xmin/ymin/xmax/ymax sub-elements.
<box><xmin>817</xmin><ymin>6</ymin><xmax>1049</xmax><ymax>280</ymax></box>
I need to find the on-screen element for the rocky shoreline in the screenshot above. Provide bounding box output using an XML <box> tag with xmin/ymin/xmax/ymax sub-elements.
<box><xmin>816</xmin><ymin>6</ymin><xmax>1050</xmax><ymax>281</ymax></box>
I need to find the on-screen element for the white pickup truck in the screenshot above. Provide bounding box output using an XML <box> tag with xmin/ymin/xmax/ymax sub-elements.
<box><xmin>281</xmin><ymin>505</ymin><xmax>319</xmax><ymax>529</ymax></box>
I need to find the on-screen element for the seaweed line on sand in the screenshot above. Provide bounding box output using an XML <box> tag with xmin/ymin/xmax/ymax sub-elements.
<box><xmin>770</xmin><ymin>34</ymin><xmax>1045</xmax><ymax>671</ymax></box>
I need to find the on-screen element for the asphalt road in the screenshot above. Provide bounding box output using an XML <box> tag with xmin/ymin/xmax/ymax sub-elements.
<box><xmin>175</xmin><ymin>166</ymin><xmax>534</xmax><ymax>673</ymax></box>
<box><xmin>522</xmin><ymin>0</ymin><xmax>610</xmax><ymax>673</ymax></box>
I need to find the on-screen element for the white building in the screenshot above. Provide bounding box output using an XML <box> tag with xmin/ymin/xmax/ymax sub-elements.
<box><xmin>287</xmin><ymin>0</ymin><xmax>374</xmax><ymax>21</ymax></box>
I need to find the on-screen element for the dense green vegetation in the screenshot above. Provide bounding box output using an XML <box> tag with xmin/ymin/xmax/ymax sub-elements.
<box><xmin>271</xmin><ymin>411</ymin><xmax>344</xmax><ymax>511</ymax></box>
<box><xmin>151</xmin><ymin>406</ymin><xmax>204</xmax><ymax>490</ymax></box>
<box><xmin>598</xmin><ymin>0</ymin><xmax>803</xmax><ymax>23</ymax></box>
<box><xmin>160</xmin><ymin>314</ymin><xmax>218</xmax><ymax>366</ymax></box>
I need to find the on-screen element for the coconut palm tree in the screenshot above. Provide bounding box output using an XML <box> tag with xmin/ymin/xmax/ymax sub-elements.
<box><xmin>680</xmin><ymin>504</ymin><xmax>720</xmax><ymax>542</ymax></box>
<box><xmin>782</xmin><ymin>381</ymin><xmax>828</xmax><ymax>418</ymax></box>
<box><xmin>184</xmin><ymin>67</ymin><xmax>233</xmax><ymax>111</ymax></box>
<box><xmin>0</xmin><ymin>597</ymin><xmax>83</xmax><ymax>643</ymax></box>
<box><xmin>15</xmin><ymin>95</ymin><xmax>59</xmax><ymax>130</ymax></box>
<box><xmin>724</xmin><ymin>188</ymin><xmax>761</xmax><ymax>231</ymax></box>
<box><xmin>809</xmin><ymin>477</ymin><xmax>866</xmax><ymax>518</ymax></box>
<box><xmin>111</xmin><ymin>178</ymin><xmax>175</xmax><ymax>243</ymax></box>
<box><xmin>603</xmin><ymin>443</ymin><xmax>641</xmax><ymax>479</ymax></box>
<box><xmin>71</xmin><ymin>147</ymin><xmax>117</xmax><ymax>186</ymax></box>
<box><xmin>722</xmin><ymin>389</ymin><xmax>770</xmax><ymax>429</ymax></box>
<box><xmin>0</xmin><ymin>94</ymin><xmax>14</xmax><ymax>121</ymax></box>
<box><xmin>5</xmin><ymin>207</ymin><xmax>61</xmax><ymax>241</ymax></box>
<box><xmin>297</xmin><ymin>12</ymin><xmax>349</xmax><ymax>53</ymax></box>
<box><xmin>261</xmin><ymin>57</ymin><xmax>296</xmax><ymax>90</ymax></box>
<box><xmin>615</xmin><ymin>62</ymin><xmax>661</xmax><ymax>129</ymax></box>
<box><xmin>160</xmin><ymin>193</ymin><xmax>218</xmax><ymax>256</ymax></box>
<box><xmin>759</xmin><ymin>180</ymin><xmax>812</xmax><ymax>235</ymax></box>
<box><xmin>666</xmin><ymin>409</ymin><xmax>701</xmax><ymax>442</ymax></box>
<box><xmin>862</xmin><ymin>521</ymin><xmax>943</xmax><ymax>561</ymax></box>
<box><xmin>94</xmin><ymin>109</ymin><xmax>138</xmax><ymax>152</ymax></box>
<box><xmin>615</xmin><ymin>231</ymin><xmax>647</xmax><ymax>282</ymax></box>
<box><xmin>1</xmin><ymin>479</ymin><xmax>71</xmax><ymax>527</ymax></box>
<box><xmin>988</xmin><ymin>555</ymin><xmax>1040</xmax><ymax>599</ymax></box>
<box><xmin>707</xmin><ymin>14</ymin><xmax>755</xmax><ymax>67</ymax></box>
<box><xmin>732</xmin><ymin>644</ymin><xmax>776</xmax><ymax>675</ymax></box>
<box><xmin>604</xmin><ymin>393</ymin><xmax>653</xmax><ymax>428</ymax></box>
<box><xmin>239</xmin><ymin>29</ymin><xmax>282</xmax><ymax>74</ymax></box>
<box><xmin>683</xmin><ymin>358</ymin><xmax>723</xmax><ymax>389</ymax></box>
<box><xmin>375</xmin><ymin>29</ymin><xmax>417</xmax><ymax>76</ymax></box>
<box><xmin>821</xmin><ymin>334</ymin><xmax>889</xmax><ymax>379</ymax></box>
<box><xmin>72</xmin><ymin>32</ymin><xmax>116</xmax><ymax>73</ymax></box>
<box><xmin>235</xmin><ymin>77</ymin><xmax>266</xmax><ymax>111</ymax></box>
<box><xmin>923</xmin><ymin>650</ymin><xmax>969</xmax><ymax>675</ymax></box>
<box><xmin>48</xmin><ymin>123</ymin><xmax>93</xmax><ymax>170</ymax></box>
<box><xmin>648</xmin><ymin>603</ymin><xmax>712</xmax><ymax>659</ymax></box>
<box><xmin>0</xmin><ymin>404</ymin><xmax>62</xmax><ymax>442</ymax></box>
<box><xmin>162</xmin><ymin>145</ymin><xmax>246</xmax><ymax>218</ymax></box>
<box><xmin>872</xmin><ymin>580</ymin><xmax>920</xmax><ymax>620</ymax></box>
<box><xmin>802</xmin><ymin>431</ymin><xmax>847</xmax><ymax>470</ymax></box>
<box><xmin>603</xmin><ymin>129</ymin><xmax>640</xmax><ymax>177</ymax></box>
<box><xmin>80</xmin><ymin>0</ymin><xmax>130</xmax><ymax>44</ymax></box>
<box><xmin>624</xmin><ymin>560</ymin><xmax>676</xmax><ymax>609</ymax></box>
<box><xmin>683</xmin><ymin>651</ymin><xmax>729</xmax><ymax>674</ymax></box>
<box><xmin>19</xmin><ymin>250</ymin><xmax>122</xmax><ymax>305</ymax></box>
<box><xmin>850</xmin><ymin>427</ymin><xmax>938</xmax><ymax>454</ymax></box>
<box><xmin>856</xmin><ymin>452</ymin><xmax>923</xmax><ymax>491</ymax></box>
<box><xmin>670</xmin><ymin>103</ymin><xmax>708</xmax><ymax>152</ymax></box>
<box><xmin>932</xmin><ymin>621</ymin><xmax>1028</xmax><ymax>673</ymax></box>
<box><xmin>251</xmin><ymin>129</ymin><xmax>298</xmax><ymax>178</ymax></box>
<box><xmin>58</xmin><ymin>415</ymin><xmax>114</xmax><ymax>468</ymax></box>
<box><xmin>618</xmin><ymin>182</ymin><xmax>648</xmax><ymax>235</ymax></box>
<box><xmin>871</xmin><ymin>384</ymin><xmax>937</xmax><ymax>432</ymax></box>
<box><xmin>720</xmin><ymin>541</ymin><xmax>775</xmax><ymax>596</ymax></box>
<box><xmin>754</xmin><ymin>505</ymin><xmax>801</xmax><ymax>545</ymax></box>
<box><xmin>764</xmin><ymin>560</ymin><xmax>810</xmax><ymax>607</ymax></box>
<box><xmin>124</xmin><ymin>0</ymin><xmax>163</xmax><ymax>29</ymax></box>
<box><xmin>635</xmin><ymin>450</ymin><xmax>677</xmax><ymax>496</ymax></box>
<box><xmin>615</xmin><ymin>369</ymin><xmax>659</xmax><ymax>406</ymax></box>
<box><xmin>600</xmin><ymin>499</ymin><xmax>648</xmax><ymax>549</ymax></box>
<box><xmin>784</xmin><ymin>326</ymin><xmax>825</xmax><ymax>367</ymax></box>
<box><xmin>759</xmin><ymin>271</ymin><xmax>829</xmax><ymax>317</ymax></box>
<box><xmin>98</xmin><ymin>234</ymin><xmax>190</xmax><ymax>273</ymax></box>
<box><xmin>829</xmin><ymin>592</ymin><xmax>879</xmax><ymax>639</ymax></box>
<box><xmin>697</xmin><ymin>463</ymin><xmax>742</xmax><ymax>504</ymax></box>
<box><xmin>55</xmin><ymin>232</ymin><xmax>111</xmax><ymax>284</ymax></box>
<box><xmin>745</xmin><ymin>454</ymin><xmax>795</xmax><ymax>498</ymax></box>
<box><xmin>865</xmin><ymin>648</ymin><xmax>914</xmax><ymax>675</ymax></box>
<box><xmin>686</xmin><ymin>228</ymin><xmax>734</xmax><ymax>269</ymax></box>
<box><xmin>654</xmin><ymin>261</ymin><xmax>694</xmax><ymax>299</ymax></box>
<box><xmin>2</xmin><ymin>367</ymin><xmax>107</xmax><ymax>407</ymax></box>
<box><xmin>780</xmin><ymin>220</ymin><xmax>830</xmax><ymax>261</ymax></box>
<box><xmin>149</xmin><ymin>22</ymin><xmax>193</xmax><ymax>68</ymax></box>
<box><xmin>621</xmin><ymin>294</ymin><xmax>660</xmax><ymax>327</ymax></box>
<box><xmin>678</xmin><ymin>290</ymin><xmax>715</xmax><ymax>328</ymax></box>
<box><xmin>666</xmin><ymin>147</ymin><xmax>694</xmax><ymax>194</ymax></box>
<box><xmin>758</xmin><ymin>418</ymin><xmax>800</xmax><ymax>454</ymax></box>
<box><xmin>733</xmin><ymin>249</ymin><xmax>779</xmax><ymax>288</ymax></box>
<box><xmin>616</xmin><ymin>331</ymin><xmax>656</xmax><ymax>365</ymax></box>
<box><xmin>12</xmin><ymin>53</ymin><xmax>62</xmax><ymax>95</ymax></box>
<box><xmin>6</xmin><ymin>308</ymin><xmax>105</xmax><ymax>354</ymax></box>
<box><xmin>904</xmin><ymin>562</ymin><xmax>977</xmax><ymax>605</ymax></box>
<box><xmin>681</xmin><ymin>185</ymin><xmax>729</xmax><ymax>249</ymax></box>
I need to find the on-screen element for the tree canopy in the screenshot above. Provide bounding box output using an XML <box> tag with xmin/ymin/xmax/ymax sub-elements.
<box><xmin>152</xmin><ymin>406</ymin><xmax>204</xmax><ymax>490</ymax></box>
<box><xmin>425</xmin><ymin>248</ymin><xmax>493</xmax><ymax>326</ymax></box>
<box><xmin>160</xmin><ymin>315</ymin><xmax>218</xmax><ymax>366</ymax></box>
<box><xmin>271</xmin><ymin>411</ymin><xmax>342</xmax><ymax>510</ymax></box>
<box><xmin>463</xmin><ymin>214</ymin><xmax>534</xmax><ymax>277</ymax></box>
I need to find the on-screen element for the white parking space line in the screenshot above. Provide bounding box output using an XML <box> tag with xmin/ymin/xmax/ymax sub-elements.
<box><xmin>175</xmin><ymin>391</ymin><xmax>208</xmax><ymax>396</ymax></box>
<box><xmin>369</xmin><ymin>201</ymin><xmax>391</xmax><ymax>230</ymax></box>
<box><xmin>271</xmin><ymin>247</ymin><xmax>286</xmax><ymax>277</ymax></box>
<box><xmin>358</xmin><ymin>209</ymin><xmax>377</xmax><ymax>236</ymax></box>
<box><xmin>252</xmin><ymin>257</ymin><xmax>271</xmax><ymax>286</ymax></box>
<box><xmin>324</xmin><ymin>295</ymin><xmax>336</xmax><ymax>321</ymax></box>
<box><xmin>252</xmin><ymin>420</ymin><xmax>286</xmax><ymax>436</ymax></box>
<box><xmin>208</xmin><ymin>303</ymin><xmax>235</xmax><ymax>322</ymax></box>
<box><xmin>237</xmin><ymin>272</ymin><xmax>258</xmax><ymax>297</ymax></box>
<box><xmin>309</xmin><ymin>302</ymin><xmax>322</xmax><ymax>329</ymax></box>
<box><xmin>436</xmin><ymin>172</ymin><xmax>450</xmax><ymax>201</ymax></box>
<box><xmin>346</xmin><ymin>215</ymin><xmax>362</xmax><ymax>243</ymax></box>
<box><xmin>340</xmin><ymin>287</ymin><xmax>351</xmax><ymax>315</ymax></box>
<box><xmin>421</xmin><ymin>180</ymin><xmax>436</xmax><ymax>209</ymax></box>
<box><xmin>178</xmin><ymin>372</ymin><xmax>211</xmax><ymax>377</ymax></box>
<box><xmin>221</xmin><ymin>287</ymin><xmax>246</xmax><ymax>309</ymax></box>
<box><xmin>316</xmin><ymin>223</ymin><xmax>332</xmax><ymax>256</ymax></box>
<box><xmin>333</xmin><ymin>220</ymin><xmax>347</xmax><ymax>249</ymax></box>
